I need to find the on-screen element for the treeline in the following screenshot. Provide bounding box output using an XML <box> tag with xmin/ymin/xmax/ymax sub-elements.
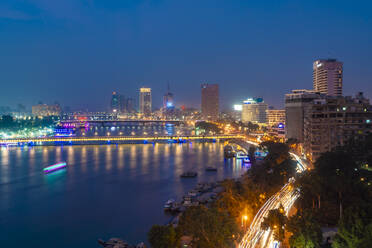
<box><xmin>0</xmin><ymin>115</ymin><xmax>57</xmax><ymax>130</ymax></box>
<box><xmin>148</xmin><ymin>141</ymin><xmax>297</xmax><ymax>248</ymax></box>
<box><xmin>287</xmin><ymin>135</ymin><xmax>372</xmax><ymax>247</ymax></box>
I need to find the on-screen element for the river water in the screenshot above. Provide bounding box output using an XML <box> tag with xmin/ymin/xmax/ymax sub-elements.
<box><xmin>0</xmin><ymin>142</ymin><xmax>247</xmax><ymax>247</ymax></box>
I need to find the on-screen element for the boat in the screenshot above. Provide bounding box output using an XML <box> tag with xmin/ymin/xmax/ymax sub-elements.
<box><xmin>224</xmin><ymin>145</ymin><xmax>235</xmax><ymax>158</ymax></box>
<box><xmin>164</xmin><ymin>199</ymin><xmax>175</xmax><ymax>210</ymax></box>
<box><xmin>188</xmin><ymin>190</ymin><xmax>199</xmax><ymax>197</ymax></box>
<box><xmin>243</xmin><ymin>157</ymin><xmax>251</xmax><ymax>163</ymax></box>
<box><xmin>236</xmin><ymin>151</ymin><xmax>249</xmax><ymax>159</ymax></box>
<box><xmin>180</xmin><ymin>172</ymin><xmax>197</xmax><ymax>178</ymax></box>
<box><xmin>205</xmin><ymin>166</ymin><xmax>217</xmax><ymax>171</ymax></box>
<box><xmin>43</xmin><ymin>162</ymin><xmax>67</xmax><ymax>174</ymax></box>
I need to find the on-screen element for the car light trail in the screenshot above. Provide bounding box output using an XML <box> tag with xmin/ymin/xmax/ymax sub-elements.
<box><xmin>238</xmin><ymin>152</ymin><xmax>307</xmax><ymax>248</ymax></box>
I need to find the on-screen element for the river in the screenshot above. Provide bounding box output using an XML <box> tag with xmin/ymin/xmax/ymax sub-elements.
<box><xmin>0</xmin><ymin>142</ymin><xmax>247</xmax><ymax>247</ymax></box>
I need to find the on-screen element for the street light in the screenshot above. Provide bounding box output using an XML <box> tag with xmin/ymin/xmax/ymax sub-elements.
<box><xmin>241</xmin><ymin>215</ymin><xmax>248</xmax><ymax>228</ymax></box>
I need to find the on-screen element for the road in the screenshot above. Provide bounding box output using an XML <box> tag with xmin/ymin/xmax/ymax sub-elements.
<box><xmin>238</xmin><ymin>143</ymin><xmax>307</xmax><ymax>248</ymax></box>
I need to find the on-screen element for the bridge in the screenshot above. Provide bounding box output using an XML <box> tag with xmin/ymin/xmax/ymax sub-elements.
<box><xmin>60</xmin><ymin>119</ymin><xmax>185</xmax><ymax>128</ymax></box>
<box><xmin>0</xmin><ymin>135</ymin><xmax>244</xmax><ymax>146</ymax></box>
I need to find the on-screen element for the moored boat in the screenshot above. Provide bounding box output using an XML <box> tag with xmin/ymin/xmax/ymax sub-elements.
<box><xmin>180</xmin><ymin>171</ymin><xmax>197</xmax><ymax>178</ymax></box>
<box><xmin>224</xmin><ymin>145</ymin><xmax>235</xmax><ymax>158</ymax></box>
<box><xmin>205</xmin><ymin>166</ymin><xmax>217</xmax><ymax>171</ymax></box>
<box><xmin>236</xmin><ymin>151</ymin><xmax>249</xmax><ymax>159</ymax></box>
<box><xmin>164</xmin><ymin>199</ymin><xmax>175</xmax><ymax>210</ymax></box>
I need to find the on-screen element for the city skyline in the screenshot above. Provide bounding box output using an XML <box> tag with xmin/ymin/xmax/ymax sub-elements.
<box><xmin>0</xmin><ymin>1</ymin><xmax>371</xmax><ymax>110</ymax></box>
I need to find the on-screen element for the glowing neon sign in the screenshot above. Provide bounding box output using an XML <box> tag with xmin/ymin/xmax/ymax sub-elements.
<box><xmin>43</xmin><ymin>162</ymin><xmax>67</xmax><ymax>174</ymax></box>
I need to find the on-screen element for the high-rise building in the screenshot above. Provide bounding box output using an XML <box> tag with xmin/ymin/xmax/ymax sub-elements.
<box><xmin>139</xmin><ymin>87</ymin><xmax>152</xmax><ymax>115</ymax></box>
<box><xmin>241</xmin><ymin>98</ymin><xmax>268</xmax><ymax>124</ymax></box>
<box><xmin>110</xmin><ymin>92</ymin><xmax>125</xmax><ymax>113</ymax></box>
<box><xmin>163</xmin><ymin>84</ymin><xmax>174</xmax><ymax>109</ymax></box>
<box><xmin>201</xmin><ymin>83</ymin><xmax>219</xmax><ymax>120</ymax></box>
<box><xmin>303</xmin><ymin>92</ymin><xmax>371</xmax><ymax>162</ymax></box>
<box><xmin>126</xmin><ymin>97</ymin><xmax>136</xmax><ymax>113</ymax></box>
<box><xmin>267</xmin><ymin>109</ymin><xmax>286</xmax><ymax>127</ymax></box>
<box><xmin>285</xmin><ymin>89</ymin><xmax>323</xmax><ymax>142</ymax></box>
<box><xmin>162</xmin><ymin>84</ymin><xmax>175</xmax><ymax>118</ymax></box>
<box><xmin>313</xmin><ymin>59</ymin><xmax>343</xmax><ymax>96</ymax></box>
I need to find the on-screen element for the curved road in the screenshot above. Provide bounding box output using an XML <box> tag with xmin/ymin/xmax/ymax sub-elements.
<box><xmin>238</xmin><ymin>142</ymin><xmax>307</xmax><ymax>248</ymax></box>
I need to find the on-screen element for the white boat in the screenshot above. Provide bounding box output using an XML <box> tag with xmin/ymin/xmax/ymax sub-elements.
<box><xmin>236</xmin><ymin>151</ymin><xmax>249</xmax><ymax>159</ymax></box>
<box><xmin>164</xmin><ymin>199</ymin><xmax>175</xmax><ymax>210</ymax></box>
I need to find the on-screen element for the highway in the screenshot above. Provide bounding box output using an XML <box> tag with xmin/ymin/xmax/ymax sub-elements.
<box><xmin>238</xmin><ymin>142</ymin><xmax>307</xmax><ymax>248</ymax></box>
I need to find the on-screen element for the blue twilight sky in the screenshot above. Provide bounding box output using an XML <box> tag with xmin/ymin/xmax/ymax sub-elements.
<box><xmin>0</xmin><ymin>0</ymin><xmax>371</xmax><ymax>111</ymax></box>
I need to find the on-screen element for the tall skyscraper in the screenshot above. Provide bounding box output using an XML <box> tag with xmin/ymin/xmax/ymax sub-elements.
<box><xmin>201</xmin><ymin>83</ymin><xmax>219</xmax><ymax>120</ymax></box>
<box><xmin>126</xmin><ymin>97</ymin><xmax>136</xmax><ymax>113</ymax></box>
<box><xmin>110</xmin><ymin>92</ymin><xmax>121</xmax><ymax>113</ymax></box>
<box><xmin>313</xmin><ymin>59</ymin><xmax>343</xmax><ymax>96</ymax></box>
<box><xmin>163</xmin><ymin>84</ymin><xmax>174</xmax><ymax>109</ymax></box>
<box><xmin>110</xmin><ymin>91</ymin><xmax>125</xmax><ymax>113</ymax></box>
<box><xmin>241</xmin><ymin>98</ymin><xmax>268</xmax><ymax>124</ymax></box>
<box><xmin>139</xmin><ymin>87</ymin><xmax>152</xmax><ymax>115</ymax></box>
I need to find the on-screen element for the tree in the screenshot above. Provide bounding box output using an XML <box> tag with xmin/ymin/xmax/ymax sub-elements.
<box><xmin>261</xmin><ymin>205</ymin><xmax>288</xmax><ymax>242</ymax></box>
<box><xmin>148</xmin><ymin>225</ymin><xmax>178</xmax><ymax>248</ymax></box>
<box><xmin>0</xmin><ymin>115</ymin><xmax>14</xmax><ymax>128</ymax></box>
<box><xmin>248</xmin><ymin>146</ymin><xmax>256</xmax><ymax>163</ymax></box>
<box><xmin>195</xmin><ymin>121</ymin><xmax>221</xmax><ymax>134</ymax></box>
<box><xmin>178</xmin><ymin>206</ymin><xmax>239</xmax><ymax>248</ymax></box>
<box><xmin>314</xmin><ymin>151</ymin><xmax>362</xmax><ymax>220</ymax></box>
<box><xmin>332</xmin><ymin>205</ymin><xmax>372</xmax><ymax>248</ymax></box>
<box><xmin>260</xmin><ymin>141</ymin><xmax>290</xmax><ymax>165</ymax></box>
<box><xmin>287</xmin><ymin>210</ymin><xmax>322</xmax><ymax>248</ymax></box>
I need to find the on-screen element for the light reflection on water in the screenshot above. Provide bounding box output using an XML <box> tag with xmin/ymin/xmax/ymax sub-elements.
<box><xmin>0</xmin><ymin>142</ymin><xmax>248</xmax><ymax>248</ymax></box>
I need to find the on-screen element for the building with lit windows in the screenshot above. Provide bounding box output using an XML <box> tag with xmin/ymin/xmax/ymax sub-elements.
<box><xmin>110</xmin><ymin>92</ymin><xmax>125</xmax><ymax>113</ymax></box>
<box><xmin>303</xmin><ymin>92</ymin><xmax>372</xmax><ymax>162</ymax></box>
<box><xmin>313</xmin><ymin>59</ymin><xmax>343</xmax><ymax>96</ymax></box>
<box><xmin>285</xmin><ymin>89</ymin><xmax>324</xmax><ymax>142</ymax></box>
<box><xmin>32</xmin><ymin>104</ymin><xmax>61</xmax><ymax>117</ymax></box>
<box><xmin>201</xmin><ymin>83</ymin><xmax>219</xmax><ymax>120</ymax></box>
<box><xmin>267</xmin><ymin>109</ymin><xmax>285</xmax><ymax>127</ymax></box>
<box><xmin>241</xmin><ymin>98</ymin><xmax>267</xmax><ymax>124</ymax></box>
<box><xmin>139</xmin><ymin>87</ymin><xmax>152</xmax><ymax>115</ymax></box>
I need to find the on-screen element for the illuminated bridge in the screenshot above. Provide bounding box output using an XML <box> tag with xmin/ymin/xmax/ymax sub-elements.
<box><xmin>60</xmin><ymin>119</ymin><xmax>184</xmax><ymax>125</ymax></box>
<box><xmin>0</xmin><ymin>135</ymin><xmax>243</xmax><ymax>146</ymax></box>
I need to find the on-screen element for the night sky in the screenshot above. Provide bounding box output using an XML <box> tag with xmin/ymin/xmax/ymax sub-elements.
<box><xmin>0</xmin><ymin>0</ymin><xmax>371</xmax><ymax>111</ymax></box>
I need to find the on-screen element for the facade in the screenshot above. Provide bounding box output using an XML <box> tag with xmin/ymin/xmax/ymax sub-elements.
<box><xmin>303</xmin><ymin>92</ymin><xmax>372</xmax><ymax>162</ymax></box>
<box><xmin>163</xmin><ymin>85</ymin><xmax>175</xmax><ymax>117</ymax></box>
<box><xmin>201</xmin><ymin>83</ymin><xmax>219</xmax><ymax>120</ymax></box>
<box><xmin>139</xmin><ymin>87</ymin><xmax>152</xmax><ymax>115</ymax></box>
<box><xmin>241</xmin><ymin>98</ymin><xmax>268</xmax><ymax>124</ymax></box>
<box><xmin>285</xmin><ymin>89</ymin><xmax>324</xmax><ymax>142</ymax></box>
<box><xmin>313</xmin><ymin>59</ymin><xmax>343</xmax><ymax>96</ymax></box>
<box><xmin>110</xmin><ymin>92</ymin><xmax>124</xmax><ymax>113</ymax></box>
<box><xmin>267</xmin><ymin>109</ymin><xmax>285</xmax><ymax>127</ymax></box>
<box><xmin>163</xmin><ymin>84</ymin><xmax>174</xmax><ymax>109</ymax></box>
<box><xmin>32</xmin><ymin>104</ymin><xmax>61</xmax><ymax>117</ymax></box>
<box><xmin>126</xmin><ymin>97</ymin><xmax>136</xmax><ymax>113</ymax></box>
